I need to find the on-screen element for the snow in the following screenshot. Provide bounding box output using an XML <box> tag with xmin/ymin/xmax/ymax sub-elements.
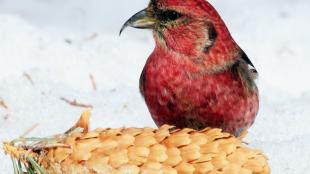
<box><xmin>0</xmin><ymin>0</ymin><xmax>309</xmax><ymax>173</ymax></box>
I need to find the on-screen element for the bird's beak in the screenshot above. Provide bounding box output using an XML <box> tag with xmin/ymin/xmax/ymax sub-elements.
<box><xmin>120</xmin><ymin>8</ymin><xmax>157</xmax><ymax>35</ymax></box>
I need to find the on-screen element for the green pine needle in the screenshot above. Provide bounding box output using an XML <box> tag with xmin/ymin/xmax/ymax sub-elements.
<box><xmin>11</xmin><ymin>158</ymin><xmax>19</xmax><ymax>174</ymax></box>
<box><xmin>27</xmin><ymin>156</ymin><xmax>48</xmax><ymax>174</ymax></box>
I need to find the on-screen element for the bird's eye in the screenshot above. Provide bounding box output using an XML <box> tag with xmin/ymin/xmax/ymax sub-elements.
<box><xmin>157</xmin><ymin>10</ymin><xmax>183</xmax><ymax>21</ymax></box>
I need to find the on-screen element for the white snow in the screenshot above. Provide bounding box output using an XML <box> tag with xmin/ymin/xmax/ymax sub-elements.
<box><xmin>0</xmin><ymin>0</ymin><xmax>309</xmax><ymax>173</ymax></box>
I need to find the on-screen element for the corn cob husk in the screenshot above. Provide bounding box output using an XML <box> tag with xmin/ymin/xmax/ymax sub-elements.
<box><xmin>4</xmin><ymin>111</ymin><xmax>270</xmax><ymax>174</ymax></box>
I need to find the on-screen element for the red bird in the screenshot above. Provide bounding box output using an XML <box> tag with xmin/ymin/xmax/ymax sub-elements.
<box><xmin>121</xmin><ymin>0</ymin><xmax>259</xmax><ymax>136</ymax></box>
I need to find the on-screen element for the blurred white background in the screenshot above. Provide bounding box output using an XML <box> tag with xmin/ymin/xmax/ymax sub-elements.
<box><xmin>0</xmin><ymin>0</ymin><xmax>309</xmax><ymax>173</ymax></box>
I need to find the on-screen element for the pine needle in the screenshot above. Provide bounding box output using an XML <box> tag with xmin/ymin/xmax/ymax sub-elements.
<box><xmin>11</xmin><ymin>158</ymin><xmax>19</xmax><ymax>174</ymax></box>
<box><xmin>26</xmin><ymin>166</ymin><xmax>35</xmax><ymax>174</ymax></box>
<box><xmin>27</xmin><ymin>156</ymin><xmax>48</xmax><ymax>174</ymax></box>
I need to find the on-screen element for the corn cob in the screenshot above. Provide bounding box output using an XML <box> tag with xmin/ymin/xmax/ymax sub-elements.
<box><xmin>4</xmin><ymin>111</ymin><xmax>270</xmax><ymax>174</ymax></box>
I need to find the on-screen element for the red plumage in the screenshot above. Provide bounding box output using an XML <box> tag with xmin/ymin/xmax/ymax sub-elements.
<box><xmin>123</xmin><ymin>0</ymin><xmax>259</xmax><ymax>136</ymax></box>
<box><xmin>141</xmin><ymin>46</ymin><xmax>259</xmax><ymax>135</ymax></box>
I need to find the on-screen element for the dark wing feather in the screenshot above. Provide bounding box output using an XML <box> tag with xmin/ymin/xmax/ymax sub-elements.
<box><xmin>139</xmin><ymin>68</ymin><xmax>146</xmax><ymax>97</ymax></box>
<box><xmin>231</xmin><ymin>49</ymin><xmax>258</xmax><ymax>92</ymax></box>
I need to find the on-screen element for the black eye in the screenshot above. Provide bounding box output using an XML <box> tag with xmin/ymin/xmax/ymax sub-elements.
<box><xmin>157</xmin><ymin>10</ymin><xmax>183</xmax><ymax>21</ymax></box>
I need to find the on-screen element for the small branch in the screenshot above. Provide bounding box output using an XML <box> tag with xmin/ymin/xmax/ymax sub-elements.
<box><xmin>0</xmin><ymin>100</ymin><xmax>8</xmax><ymax>109</ymax></box>
<box><xmin>23</xmin><ymin>73</ymin><xmax>35</xmax><ymax>86</ymax></box>
<box><xmin>84</xmin><ymin>33</ymin><xmax>98</xmax><ymax>41</ymax></box>
<box><xmin>89</xmin><ymin>74</ymin><xmax>97</xmax><ymax>91</ymax></box>
<box><xmin>3</xmin><ymin>114</ymin><xmax>9</xmax><ymax>120</ymax></box>
<box><xmin>21</xmin><ymin>123</ymin><xmax>40</xmax><ymax>138</ymax></box>
<box><xmin>60</xmin><ymin>97</ymin><xmax>93</xmax><ymax>109</ymax></box>
<box><xmin>26</xmin><ymin>143</ymin><xmax>70</xmax><ymax>151</ymax></box>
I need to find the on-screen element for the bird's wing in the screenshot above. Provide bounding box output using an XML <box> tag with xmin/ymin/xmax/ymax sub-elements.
<box><xmin>231</xmin><ymin>49</ymin><xmax>258</xmax><ymax>91</ymax></box>
<box><xmin>139</xmin><ymin>68</ymin><xmax>146</xmax><ymax>97</ymax></box>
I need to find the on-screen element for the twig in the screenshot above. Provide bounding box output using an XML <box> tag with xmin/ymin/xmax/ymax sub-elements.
<box><xmin>23</xmin><ymin>73</ymin><xmax>34</xmax><ymax>86</ymax></box>
<box><xmin>0</xmin><ymin>100</ymin><xmax>8</xmax><ymax>109</ymax></box>
<box><xmin>60</xmin><ymin>97</ymin><xmax>93</xmax><ymax>109</ymax></box>
<box><xmin>21</xmin><ymin>123</ymin><xmax>40</xmax><ymax>138</ymax></box>
<box><xmin>64</xmin><ymin>39</ymin><xmax>73</xmax><ymax>45</ymax></box>
<box><xmin>3</xmin><ymin>114</ymin><xmax>9</xmax><ymax>120</ymax></box>
<box><xmin>84</xmin><ymin>33</ymin><xmax>98</xmax><ymax>41</ymax></box>
<box><xmin>89</xmin><ymin>74</ymin><xmax>97</xmax><ymax>91</ymax></box>
<box><xmin>25</xmin><ymin>143</ymin><xmax>70</xmax><ymax>151</ymax></box>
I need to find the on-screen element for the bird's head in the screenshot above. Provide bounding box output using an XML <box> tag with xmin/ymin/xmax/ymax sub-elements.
<box><xmin>121</xmin><ymin>0</ymin><xmax>238</xmax><ymax>59</ymax></box>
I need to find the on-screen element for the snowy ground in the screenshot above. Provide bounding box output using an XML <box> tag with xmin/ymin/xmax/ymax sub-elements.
<box><xmin>0</xmin><ymin>0</ymin><xmax>309</xmax><ymax>173</ymax></box>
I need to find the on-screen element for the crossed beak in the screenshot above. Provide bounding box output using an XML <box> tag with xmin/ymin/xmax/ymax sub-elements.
<box><xmin>120</xmin><ymin>9</ymin><xmax>158</xmax><ymax>35</ymax></box>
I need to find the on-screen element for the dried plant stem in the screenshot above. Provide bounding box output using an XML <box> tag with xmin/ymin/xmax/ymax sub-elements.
<box><xmin>60</xmin><ymin>97</ymin><xmax>93</xmax><ymax>109</ymax></box>
<box><xmin>89</xmin><ymin>74</ymin><xmax>97</xmax><ymax>91</ymax></box>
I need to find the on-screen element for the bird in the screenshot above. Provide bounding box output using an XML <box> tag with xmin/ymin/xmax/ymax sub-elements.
<box><xmin>120</xmin><ymin>0</ymin><xmax>259</xmax><ymax>136</ymax></box>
